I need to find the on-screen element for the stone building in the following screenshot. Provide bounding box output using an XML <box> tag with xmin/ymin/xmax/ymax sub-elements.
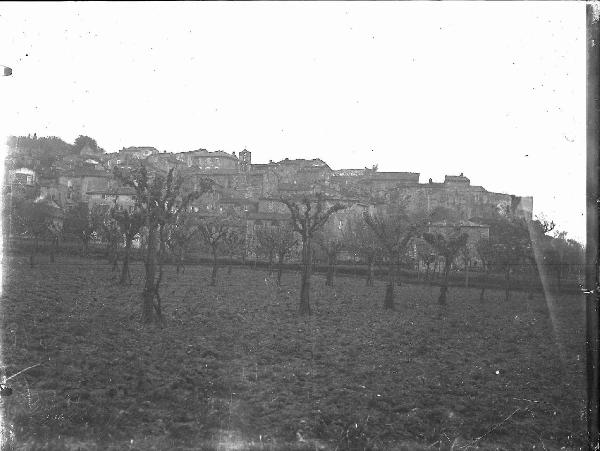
<box><xmin>7</xmin><ymin>141</ymin><xmax>535</xmax><ymax>265</ymax></box>
<box><xmin>86</xmin><ymin>186</ymin><xmax>137</xmax><ymax>213</ymax></box>
<box><xmin>174</xmin><ymin>149</ymin><xmax>239</xmax><ymax>170</ymax></box>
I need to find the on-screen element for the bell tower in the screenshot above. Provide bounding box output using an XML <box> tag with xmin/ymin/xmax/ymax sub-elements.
<box><xmin>239</xmin><ymin>148</ymin><xmax>251</xmax><ymax>172</ymax></box>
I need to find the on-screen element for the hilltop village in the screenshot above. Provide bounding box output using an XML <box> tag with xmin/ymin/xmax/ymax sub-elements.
<box><xmin>5</xmin><ymin>140</ymin><xmax>533</xmax><ymax>254</ymax></box>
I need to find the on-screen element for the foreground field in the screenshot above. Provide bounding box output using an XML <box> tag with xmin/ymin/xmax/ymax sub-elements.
<box><xmin>0</xmin><ymin>256</ymin><xmax>587</xmax><ymax>450</ymax></box>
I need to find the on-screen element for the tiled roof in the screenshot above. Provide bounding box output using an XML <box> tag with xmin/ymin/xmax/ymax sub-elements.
<box><xmin>276</xmin><ymin>158</ymin><xmax>330</xmax><ymax>169</ymax></box>
<box><xmin>444</xmin><ymin>175</ymin><xmax>470</xmax><ymax>183</ymax></box>
<box><xmin>373</xmin><ymin>171</ymin><xmax>420</xmax><ymax>178</ymax></box>
<box><xmin>121</xmin><ymin>146</ymin><xmax>158</xmax><ymax>153</ymax></box>
<box><xmin>177</xmin><ymin>149</ymin><xmax>238</xmax><ymax>159</ymax></box>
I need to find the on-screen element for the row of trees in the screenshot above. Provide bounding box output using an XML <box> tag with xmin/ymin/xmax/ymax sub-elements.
<box><xmin>275</xmin><ymin>198</ymin><xmax>583</xmax><ymax>314</ymax></box>
<box><xmin>8</xmin><ymin>134</ymin><xmax>104</xmax><ymax>156</ymax></box>
<box><xmin>11</xmin><ymin>163</ymin><xmax>583</xmax><ymax>322</ymax></box>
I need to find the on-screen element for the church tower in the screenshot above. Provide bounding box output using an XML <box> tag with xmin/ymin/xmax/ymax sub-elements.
<box><xmin>239</xmin><ymin>148</ymin><xmax>251</xmax><ymax>172</ymax></box>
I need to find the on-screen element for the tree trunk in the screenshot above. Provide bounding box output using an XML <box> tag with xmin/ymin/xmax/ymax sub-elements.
<box><xmin>299</xmin><ymin>236</ymin><xmax>311</xmax><ymax>315</ymax></box>
<box><xmin>504</xmin><ymin>264</ymin><xmax>511</xmax><ymax>302</ymax></box>
<box><xmin>277</xmin><ymin>253</ymin><xmax>284</xmax><ymax>286</ymax></box>
<box><xmin>480</xmin><ymin>265</ymin><xmax>488</xmax><ymax>302</ymax></box>
<box><xmin>82</xmin><ymin>237</ymin><xmax>88</xmax><ymax>257</ymax></box>
<box><xmin>176</xmin><ymin>248</ymin><xmax>182</xmax><ymax>274</ymax></box>
<box><xmin>465</xmin><ymin>260</ymin><xmax>470</xmax><ymax>288</ymax></box>
<box><xmin>268</xmin><ymin>252</ymin><xmax>274</xmax><ymax>276</ymax></box>
<box><xmin>366</xmin><ymin>258</ymin><xmax>374</xmax><ymax>287</ymax></box>
<box><xmin>425</xmin><ymin>263</ymin><xmax>431</xmax><ymax>282</ymax></box>
<box><xmin>325</xmin><ymin>255</ymin><xmax>334</xmax><ymax>287</ymax></box>
<box><xmin>111</xmin><ymin>244</ymin><xmax>119</xmax><ymax>272</ymax></box>
<box><xmin>384</xmin><ymin>259</ymin><xmax>395</xmax><ymax>310</ymax></box>
<box><xmin>120</xmin><ymin>238</ymin><xmax>132</xmax><ymax>285</ymax></box>
<box><xmin>142</xmin><ymin>226</ymin><xmax>158</xmax><ymax>323</ymax></box>
<box><xmin>211</xmin><ymin>248</ymin><xmax>218</xmax><ymax>286</ymax></box>
<box><xmin>438</xmin><ymin>259</ymin><xmax>450</xmax><ymax>305</ymax></box>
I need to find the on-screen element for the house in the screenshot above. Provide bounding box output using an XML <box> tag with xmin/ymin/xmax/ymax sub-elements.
<box><xmin>119</xmin><ymin>146</ymin><xmax>158</xmax><ymax>160</ymax></box>
<box><xmin>175</xmin><ymin>149</ymin><xmax>239</xmax><ymax>170</ymax></box>
<box><xmin>58</xmin><ymin>168</ymin><xmax>112</xmax><ymax>206</ymax></box>
<box><xmin>86</xmin><ymin>186</ymin><xmax>137</xmax><ymax>213</ymax></box>
<box><xmin>8</xmin><ymin>167</ymin><xmax>37</xmax><ymax>187</ymax></box>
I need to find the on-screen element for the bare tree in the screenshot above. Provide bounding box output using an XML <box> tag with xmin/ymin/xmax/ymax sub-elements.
<box><xmin>281</xmin><ymin>194</ymin><xmax>345</xmax><ymax>315</ymax></box>
<box><xmin>255</xmin><ymin>224</ymin><xmax>297</xmax><ymax>285</ymax></box>
<box><xmin>314</xmin><ymin>232</ymin><xmax>344</xmax><ymax>287</ymax></box>
<box><xmin>254</xmin><ymin>225</ymin><xmax>278</xmax><ymax>275</ymax></box>
<box><xmin>363</xmin><ymin>206</ymin><xmax>420</xmax><ymax>310</ymax></box>
<box><xmin>64</xmin><ymin>203</ymin><xmax>104</xmax><ymax>257</ymax></box>
<box><xmin>197</xmin><ymin>214</ymin><xmax>231</xmax><ymax>286</ymax></box>
<box><xmin>13</xmin><ymin>200</ymin><xmax>61</xmax><ymax>267</ymax></box>
<box><xmin>99</xmin><ymin>208</ymin><xmax>122</xmax><ymax>271</ymax></box>
<box><xmin>273</xmin><ymin>225</ymin><xmax>297</xmax><ymax>286</ymax></box>
<box><xmin>112</xmin><ymin>207</ymin><xmax>144</xmax><ymax>285</ymax></box>
<box><xmin>423</xmin><ymin>229</ymin><xmax>468</xmax><ymax>305</ymax></box>
<box><xmin>475</xmin><ymin>238</ymin><xmax>494</xmax><ymax>302</ymax></box>
<box><xmin>460</xmin><ymin>246</ymin><xmax>472</xmax><ymax>288</ymax></box>
<box><xmin>47</xmin><ymin>220</ymin><xmax>62</xmax><ymax>264</ymax></box>
<box><xmin>414</xmin><ymin>237</ymin><xmax>437</xmax><ymax>282</ymax></box>
<box><xmin>485</xmin><ymin>215</ymin><xmax>532</xmax><ymax>302</ymax></box>
<box><xmin>342</xmin><ymin>214</ymin><xmax>382</xmax><ymax>287</ymax></box>
<box><xmin>166</xmin><ymin>210</ymin><xmax>199</xmax><ymax>274</ymax></box>
<box><xmin>114</xmin><ymin>165</ymin><xmax>212</xmax><ymax>323</ymax></box>
<box><xmin>222</xmin><ymin>217</ymin><xmax>246</xmax><ymax>275</ymax></box>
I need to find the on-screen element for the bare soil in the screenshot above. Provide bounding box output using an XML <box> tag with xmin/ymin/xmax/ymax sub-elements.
<box><xmin>0</xmin><ymin>256</ymin><xmax>587</xmax><ymax>450</ymax></box>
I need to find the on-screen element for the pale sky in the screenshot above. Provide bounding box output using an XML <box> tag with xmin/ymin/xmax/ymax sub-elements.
<box><xmin>0</xmin><ymin>2</ymin><xmax>586</xmax><ymax>242</ymax></box>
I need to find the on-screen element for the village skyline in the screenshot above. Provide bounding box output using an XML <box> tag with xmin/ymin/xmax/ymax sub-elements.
<box><xmin>0</xmin><ymin>2</ymin><xmax>586</xmax><ymax>242</ymax></box>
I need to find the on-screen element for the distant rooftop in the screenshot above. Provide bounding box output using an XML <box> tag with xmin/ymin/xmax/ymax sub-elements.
<box><xmin>120</xmin><ymin>146</ymin><xmax>159</xmax><ymax>154</ymax></box>
<box><xmin>177</xmin><ymin>149</ymin><xmax>238</xmax><ymax>159</ymax></box>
